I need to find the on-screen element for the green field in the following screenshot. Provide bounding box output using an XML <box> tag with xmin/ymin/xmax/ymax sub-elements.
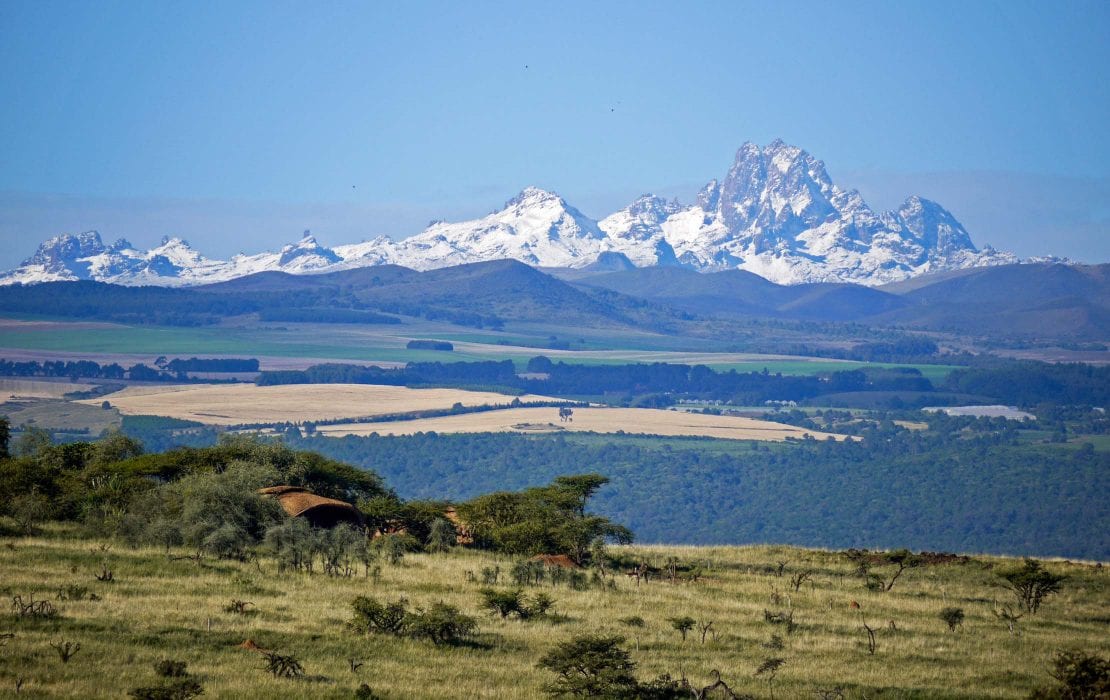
<box><xmin>0</xmin><ymin>318</ymin><xmax>960</xmax><ymax>380</ymax></box>
<box><xmin>0</xmin><ymin>529</ymin><xmax>1104</xmax><ymax>698</ymax></box>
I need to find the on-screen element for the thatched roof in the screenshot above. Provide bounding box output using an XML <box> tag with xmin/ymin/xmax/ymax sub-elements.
<box><xmin>529</xmin><ymin>554</ymin><xmax>581</xmax><ymax>569</ymax></box>
<box><xmin>259</xmin><ymin>485</ymin><xmax>364</xmax><ymax>528</ymax></box>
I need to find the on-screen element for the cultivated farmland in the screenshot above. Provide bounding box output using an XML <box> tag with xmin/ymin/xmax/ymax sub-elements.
<box><xmin>80</xmin><ymin>383</ymin><xmax>558</xmax><ymax>425</ymax></box>
<box><xmin>319</xmin><ymin>406</ymin><xmax>846</xmax><ymax>442</ymax></box>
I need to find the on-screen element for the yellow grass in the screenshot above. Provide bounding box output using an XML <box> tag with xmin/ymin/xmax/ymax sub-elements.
<box><xmin>79</xmin><ymin>383</ymin><xmax>557</xmax><ymax>425</ymax></box>
<box><xmin>1</xmin><ymin>533</ymin><xmax>1105</xmax><ymax>698</ymax></box>
<box><xmin>0</xmin><ymin>379</ymin><xmax>96</xmax><ymax>400</ymax></box>
<box><xmin>319</xmin><ymin>406</ymin><xmax>847</xmax><ymax>442</ymax></box>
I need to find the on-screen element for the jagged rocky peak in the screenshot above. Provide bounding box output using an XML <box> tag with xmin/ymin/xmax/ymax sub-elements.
<box><xmin>277</xmin><ymin>230</ymin><xmax>341</xmax><ymax>266</ymax></box>
<box><xmin>719</xmin><ymin>140</ymin><xmax>839</xmax><ymax>236</ymax></box>
<box><xmin>695</xmin><ymin>179</ymin><xmax>720</xmax><ymax>211</ymax></box>
<box><xmin>24</xmin><ymin>230</ymin><xmax>106</xmax><ymax>266</ymax></box>
<box><xmin>506</xmin><ymin>186</ymin><xmax>562</xmax><ymax>207</ymax></box>
<box><xmin>896</xmin><ymin>195</ymin><xmax>976</xmax><ymax>255</ymax></box>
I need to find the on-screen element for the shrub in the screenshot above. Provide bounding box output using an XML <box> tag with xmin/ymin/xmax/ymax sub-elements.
<box><xmin>262</xmin><ymin>650</ymin><xmax>304</xmax><ymax>678</ymax></box>
<box><xmin>154</xmin><ymin>660</ymin><xmax>189</xmax><ymax>678</ymax></box>
<box><xmin>128</xmin><ymin>679</ymin><xmax>204</xmax><ymax>700</ymax></box>
<box><xmin>939</xmin><ymin>607</ymin><xmax>965</xmax><ymax>632</ymax></box>
<box><xmin>1029</xmin><ymin>649</ymin><xmax>1109</xmax><ymax>699</ymax></box>
<box><xmin>350</xmin><ymin>596</ymin><xmax>409</xmax><ymax>636</ymax></box>
<box><xmin>480</xmin><ymin>588</ymin><xmax>526</xmax><ymax>619</ymax></box>
<box><xmin>406</xmin><ymin>603</ymin><xmax>478</xmax><ymax>645</ymax></box>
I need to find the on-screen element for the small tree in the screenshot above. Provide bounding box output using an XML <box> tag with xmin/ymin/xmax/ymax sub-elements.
<box><xmin>668</xmin><ymin>616</ymin><xmax>696</xmax><ymax>642</ymax></box>
<box><xmin>755</xmin><ymin>658</ymin><xmax>786</xmax><ymax>700</ymax></box>
<box><xmin>425</xmin><ymin>518</ymin><xmax>457</xmax><ymax>553</ymax></box>
<box><xmin>938</xmin><ymin>607</ymin><xmax>964</xmax><ymax>632</ymax></box>
<box><xmin>882</xmin><ymin>549</ymin><xmax>923</xmax><ymax>591</ymax></box>
<box><xmin>537</xmin><ymin>634</ymin><xmax>639</xmax><ymax>697</ymax></box>
<box><xmin>373</xmin><ymin>533</ymin><xmax>419</xmax><ymax>566</ymax></box>
<box><xmin>993</xmin><ymin>605</ymin><xmax>1024</xmax><ymax>635</ymax></box>
<box><xmin>998</xmin><ymin>559</ymin><xmax>1066</xmax><ymax>614</ymax></box>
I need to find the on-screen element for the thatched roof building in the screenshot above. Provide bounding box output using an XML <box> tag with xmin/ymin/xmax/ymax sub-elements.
<box><xmin>259</xmin><ymin>485</ymin><xmax>364</xmax><ymax>529</ymax></box>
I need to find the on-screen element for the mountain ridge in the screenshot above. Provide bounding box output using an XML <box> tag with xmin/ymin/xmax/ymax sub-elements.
<box><xmin>2</xmin><ymin>141</ymin><xmax>1038</xmax><ymax>288</ymax></box>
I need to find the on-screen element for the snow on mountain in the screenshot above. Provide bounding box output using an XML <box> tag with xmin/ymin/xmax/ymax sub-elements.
<box><xmin>1</xmin><ymin>142</ymin><xmax>1023</xmax><ymax>287</ymax></box>
<box><xmin>380</xmin><ymin>187</ymin><xmax>609</xmax><ymax>270</ymax></box>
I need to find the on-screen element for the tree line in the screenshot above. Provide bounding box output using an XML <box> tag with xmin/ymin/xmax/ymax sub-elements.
<box><xmin>0</xmin><ymin>424</ymin><xmax>629</xmax><ymax>565</ymax></box>
<box><xmin>282</xmin><ymin>414</ymin><xmax>1109</xmax><ymax>561</ymax></box>
<box><xmin>0</xmin><ymin>357</ymin><xmax>258</xmax><ymax>382</ymax></box>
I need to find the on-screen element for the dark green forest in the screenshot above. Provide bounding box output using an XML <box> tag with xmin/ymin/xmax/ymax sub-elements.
<box><xmin>282</xmin><ymin>418</ymin><xmax>1109</xmax><ymax>560</ymax></box>
<box><xmin>257</xmin><ymin>358</ymin><xmax>1110</xmax><ymax>408</ymax></box>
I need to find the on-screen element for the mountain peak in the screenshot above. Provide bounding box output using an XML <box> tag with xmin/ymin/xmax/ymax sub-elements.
<box><xmin>506</xmin><ymin>186</ymin><xmax>563</xmax><ymax>208</ymax></box>
<box><xmin>1</xmin><ymin>141</ymin><xmax>1021</xmax><ymax>287</ymax></box>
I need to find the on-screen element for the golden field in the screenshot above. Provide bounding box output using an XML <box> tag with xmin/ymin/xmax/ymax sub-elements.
<box><xmin>319</xmin><ymin>406</ymin><xmax>846</xmax><ymax>442</ymax></box>
<box><xmin>80</xmin><ymin>383</ymin><xmax>558</xmax><ymax>425</ymax></box>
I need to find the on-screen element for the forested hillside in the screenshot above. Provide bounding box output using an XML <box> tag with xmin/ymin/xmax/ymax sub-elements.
<box><xmin>286</xmin><ymin>418</ymin><xmax>1109</xmax><ymax>560</ymax></box>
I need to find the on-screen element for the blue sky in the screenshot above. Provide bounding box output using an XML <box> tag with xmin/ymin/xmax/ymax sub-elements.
<box><xmin>1</xmin><ymin>0</ymin><xmax>1107</xmax><ymax>266</ymax></box>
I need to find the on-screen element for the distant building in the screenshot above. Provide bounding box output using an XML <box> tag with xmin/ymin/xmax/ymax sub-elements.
<box><xmin>258</xmin><ymin>485</ymin><xmax>365</xmax><ymax>529</ymax></box>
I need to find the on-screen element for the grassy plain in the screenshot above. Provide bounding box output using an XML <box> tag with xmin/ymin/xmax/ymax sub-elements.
<box><xmin>0</xmin><ymin>531</ymin><xmax>1104</xmax><ymax>698</ymax></box>
<box><xmin>81</xmin><ymin>384</ymin><xmax>560</xmax><ymax>426</ymax></box>
<box><xmin>319</xmin><ymin>406</ymin><xmax>845</xmax><ymax>442</ymax></box>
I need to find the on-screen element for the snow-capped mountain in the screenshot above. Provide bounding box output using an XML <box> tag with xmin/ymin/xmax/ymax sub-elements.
<box><xmin>1</xmin><ymin>141</ymin><xmax>1022</xmax><ymax>287</ymax></box>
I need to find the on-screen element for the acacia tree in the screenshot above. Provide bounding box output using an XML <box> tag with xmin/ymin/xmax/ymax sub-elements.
<box><xmin>537</xmin><ymin>634</ymin><xmax>639</xmax><ymax>697</ymax></box>
<box><xmin>998</xmin><ymin>559</ymin><xmax>1066</xmax><ymax>614</ymax></box>
<box><xmin>668</xmin><ymin>616</ymin><xmax>696</xmax><ymax>642</ymax></box>
<box><xmin>882</xmin><ymin>549</ymin><xmax>923</xmax><ymax>591</ymax></box>
<box><xmin>456</xmin><ymin>474</ymin><xmax>631</xmax><ymax>562</ymax></box>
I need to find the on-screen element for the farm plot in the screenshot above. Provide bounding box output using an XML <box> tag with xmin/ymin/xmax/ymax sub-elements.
<box><xmin>318</xmin><ymin>406</ymin><xmax>847</xmax><ymax>442</ymax></box>
<box><xmin>0</xmin><ymin>378</ymin><xmax>96</xmax><ymax>400</ymax></box>
<box><xmin>81</xmin><ymin>383</ymin><xmax>558</xmax><ymax>425</ymax></box>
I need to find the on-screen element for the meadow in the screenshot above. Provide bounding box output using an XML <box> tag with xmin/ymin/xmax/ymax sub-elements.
<box><xmin>0</xmin><ymin>530</ymin><xmax>1104</xmax><ymax>698</ymax></box>
<box><xmin>319</xmin><ymin>406</ymin><xmax>845</xmax><ymax>442</ymax></box>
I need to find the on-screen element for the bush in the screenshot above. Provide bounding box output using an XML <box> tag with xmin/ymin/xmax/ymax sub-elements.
<box><xmin>349</xmin><ymin>595</ymin><xmax>476</xmax><ymax>645</ymax></box>
<box><xmin>1030</xmin><ymin>649</ymin><xmax>1110</xmax><ymax>699</ymax></box>
<box><xmin>480</xmin><ymin>588</ymin><xmax>525</xmax><ymax>619</ymax></box>
<box><xmin>350</xmin><ymin>596</ymin><xmax>409</xmax><ymax>636</ymax></box>
<box><xmin>406</xmin><ymin>603</ymin><xmax>478</xmax><ymax>645</ymax></box>
<box><xmin>154</xmin><ymin>660</ymin><xmax>189</xmax><ymax>678</ymax></box>
<box><xmin>128</xmin><ymin>679</ymin><xmax>204</xmax><ymax>700</ymax></box>
<box><xmin>939</xmin><ymin>607</ymin><xmax>965</xmax><ymax>632</ymax></box>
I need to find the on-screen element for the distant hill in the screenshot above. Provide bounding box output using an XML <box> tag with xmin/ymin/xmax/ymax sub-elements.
<box><xmin>571</xmin><ymin>266</ymin><xmax>908</xmax><ymax>322</ymax></box>
<box><xmin>0</xmin><ymin>259</ymin><xmax>1105</xmax><ymax>342</ymax></box>
<box><xmin>876</xmin><ymin>263</ymin><xmax>1110</xmax><ymax>339</ymax></box>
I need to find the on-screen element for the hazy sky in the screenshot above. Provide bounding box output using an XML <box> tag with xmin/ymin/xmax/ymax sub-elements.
<box><xmin>1</xmin><ymin>0</ymin><xmax>1108</xmax><ymax>267</ymax></box>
